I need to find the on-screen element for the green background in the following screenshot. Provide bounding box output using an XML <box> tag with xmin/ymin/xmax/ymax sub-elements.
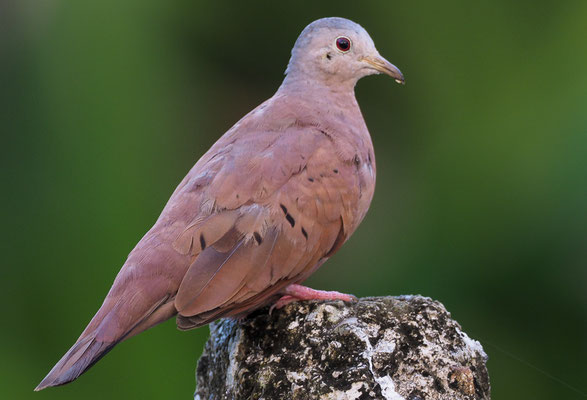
<box><xmin>2</xmin><ymin>1</ymin><xmax>586</xmax><ymax>399</ymax></box>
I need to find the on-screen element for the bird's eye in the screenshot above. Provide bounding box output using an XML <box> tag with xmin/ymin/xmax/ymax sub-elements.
<box><xmin>335</xmin><ymin>36</ymin><xmax>351</xmax><ymax>52</ymax></box>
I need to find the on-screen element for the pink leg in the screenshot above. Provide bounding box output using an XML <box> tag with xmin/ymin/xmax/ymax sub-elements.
<box><xmin>270</xmin><ymin>284</ymin><xmax>357</xmax><ymax>313</ymax></box>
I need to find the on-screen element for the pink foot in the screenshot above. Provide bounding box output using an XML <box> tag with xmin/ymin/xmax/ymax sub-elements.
<box><xmin>270</xmin><ymin>284</ymin><xmax>357</xmax><ymax>313</ymax></box>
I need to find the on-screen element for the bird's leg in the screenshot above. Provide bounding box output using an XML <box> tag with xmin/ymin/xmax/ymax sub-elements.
<box><xmin>270</xmin><ymin>284</ymin><xmax>357</xmax><ymax>313</ymax></box>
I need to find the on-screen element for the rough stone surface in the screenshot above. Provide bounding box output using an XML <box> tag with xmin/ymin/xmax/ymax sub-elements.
<box><xmin>195</xmin><ymin>296</ymin><xmax>490</xmax><ymax>400</ymax></box>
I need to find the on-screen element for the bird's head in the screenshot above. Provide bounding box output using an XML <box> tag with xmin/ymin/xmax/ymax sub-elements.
<box><xmin>285</xmin><ymin>17</ymin><xmax>404</xmax><ymax>89</ymax></box>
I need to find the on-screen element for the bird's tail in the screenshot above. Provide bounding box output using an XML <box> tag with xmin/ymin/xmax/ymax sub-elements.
<box><xmin>35</xmin><ymin>289</ymin><xmax>175</xmax><ymax>391</ymax></box>
<box><xmin>34</xmin><ymin>331</ymin><xmax>114</xmax><ymax>391</ymax></box>
<box><xmin>34</xmin><ymin>295</ymin><xmax>132</xmax><ymax>391</ymax></box>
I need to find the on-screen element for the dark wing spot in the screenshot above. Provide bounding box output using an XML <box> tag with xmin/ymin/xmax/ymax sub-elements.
<box><xmin>301</xmin><ymin>227</ymin><xmax>308</xmax><ymax>239</ymax></box>
<box><xmin>333</xmin><ymin>169</ymin><xmax>339</xmax><ymax>174</ymax></box>
<box><xmin>253</xmin><ymin>232</ymin><xmax>263</xmax><ymax>245</ymax></box>
<box><xmin>285</xmin><ymin>214</ymin><xmax>295</xmax><ymax>227</ymax></box>
<box><xmin>308</xmin><ymin>177</ymin><xmax>314</xmax><ymax>182</ymax></box>
<box><xmin>199</xmin><ymin>234</ymin><xmax>206</xmax><ymax>250</ymax></box>
<box><xmin>319</xmin><ymin>129</ymin><xmax>333</xmax><ymax>141</ymax></box>
<box><xmin>280</xmin><ymin>203</ymin><xmax>295</xmax><ymax>227</ymax></box>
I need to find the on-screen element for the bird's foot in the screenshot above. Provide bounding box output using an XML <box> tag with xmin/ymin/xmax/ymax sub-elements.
<box><xmin>269</xmin><ymin>284</ymin><xmax>357</xmax><ymax>314</ymax></box>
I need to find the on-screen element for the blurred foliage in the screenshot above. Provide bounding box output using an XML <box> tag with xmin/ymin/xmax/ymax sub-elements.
<box><xmin>1</xmin><ymin>1</ymin><xmax>586</xmax><ymax>399</ymax></box>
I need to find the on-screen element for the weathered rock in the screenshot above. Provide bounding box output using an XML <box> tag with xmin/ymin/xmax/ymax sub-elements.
<box><xmin>195</xmin><ymin>296</ymin><xmax>490</xmax><ymax>400</ymax></box>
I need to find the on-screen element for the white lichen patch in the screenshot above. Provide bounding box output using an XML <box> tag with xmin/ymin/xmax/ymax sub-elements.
<box><xmin>224</xmin><ymin>327</ymin><xmax>242</xmax><ymax>391</ymax></box>
<box><xmin>350</xmin><ymin>321</ymin><xmax>406</xmax><ymax>400</ymax></box>
<box><xmin>287</xmin><ymin>320</ymin><xmax>300</xmax><ymax>330</ymax></box>
<box><xmin>377</xmin><ymin>375</ymin><xmax>406</xmax><ymax>400</ymax></box>
<box><xmin>374</xmin><ymin>330</ymin><xmax>397</xmax><ymax>354</ymax></box>
<box><xmin>458</xmin><ymin>330</ymin><xmax>486</xmax><ymax>357</ymax></box>
<box><xmin>321</xmin><ymin>381</ymin><xmax>369</xmax><ymax>400</ymax></box>
<box><xmin>287</xmin><ymin>370</ymin><xmax>308</xmax><ymax>382</ymax></box>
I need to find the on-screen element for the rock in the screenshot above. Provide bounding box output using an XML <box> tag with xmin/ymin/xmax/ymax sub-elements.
<box><xmin>194</xmin><ymin>295</ymin><xmax>490</xmax><ymax>400</ymax></box>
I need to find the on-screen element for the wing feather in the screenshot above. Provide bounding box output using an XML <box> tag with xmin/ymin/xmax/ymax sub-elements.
<box><xmin>170</xmin><ymin>121</ymin><xmax>367</xmax><ymax>328</ymax></box>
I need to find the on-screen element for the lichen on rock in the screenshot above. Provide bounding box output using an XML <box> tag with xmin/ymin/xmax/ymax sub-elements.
<box><xmin>195</xmin><ymin>295</ymin><xmax>491</xmax><ymax>400</ymax></box>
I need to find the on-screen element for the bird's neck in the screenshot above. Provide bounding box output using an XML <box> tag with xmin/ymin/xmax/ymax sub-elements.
<box><xmin>277</xmin><ymin>72</ymin><xmax>359</xmax><ymax>107</ymax></box>
<box><xmin>274</xmin><ymin>72</ymin><xmax>371</xmax><ymax>154</ymax></box>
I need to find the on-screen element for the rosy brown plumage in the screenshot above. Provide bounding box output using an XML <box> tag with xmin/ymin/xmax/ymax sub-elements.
<box><xmin>36</xmin><ymin>16</ymin><xmax>404</xmax><ymax>390</ymax></box>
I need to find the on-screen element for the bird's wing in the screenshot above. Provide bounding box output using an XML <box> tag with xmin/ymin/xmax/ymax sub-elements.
<box><xmin>170</xmin><ymin>120</ymin><xmax>363</xmax><ymax>328</ymax></box>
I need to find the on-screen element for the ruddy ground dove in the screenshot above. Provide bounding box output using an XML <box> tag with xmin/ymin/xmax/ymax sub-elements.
<box><xmin>36</xmin><ymin>16</ymin><xmax>404</xmax><ymax>390</ymax></box>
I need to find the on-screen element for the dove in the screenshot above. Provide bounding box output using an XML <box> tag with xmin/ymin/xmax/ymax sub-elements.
<box><xmin>36</xmin><ymin>16</ymin><xmax>404</xmax><ymax>391</ymax></box>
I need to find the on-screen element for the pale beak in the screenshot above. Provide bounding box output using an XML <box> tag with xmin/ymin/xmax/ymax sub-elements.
<box><xmin>362</xmin><ymin>55</ymin><xmax>405</xmax><ymax>84</ymax></box>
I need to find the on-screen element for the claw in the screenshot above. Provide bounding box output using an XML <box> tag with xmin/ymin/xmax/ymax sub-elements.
<box><xmin>269</xmin><ymin>295</ymin><xmax>297</xmax><ymax>314</ymax></box>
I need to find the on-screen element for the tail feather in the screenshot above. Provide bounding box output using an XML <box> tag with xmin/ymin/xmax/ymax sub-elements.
<box><xmin>35</xmin><ymin>292</ymin><xmax>176</xmax><ymax>391</ymax></box>
<box><xmin>34</xmin><ymin>333</ymin><xmax>115</xmax><ymax>391</ymax></box>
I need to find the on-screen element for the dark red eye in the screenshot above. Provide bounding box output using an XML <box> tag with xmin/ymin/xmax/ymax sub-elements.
<box><xmin>335</xmin><ymin>36</ymin><xmax>351</xmax><ymax>52</ymax></box>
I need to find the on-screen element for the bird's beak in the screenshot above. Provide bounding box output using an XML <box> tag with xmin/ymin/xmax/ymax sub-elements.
<box><xmin>361</xmin><ymin>55</ymin><xmax>405</xmax><ymax>84</ymax></box>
